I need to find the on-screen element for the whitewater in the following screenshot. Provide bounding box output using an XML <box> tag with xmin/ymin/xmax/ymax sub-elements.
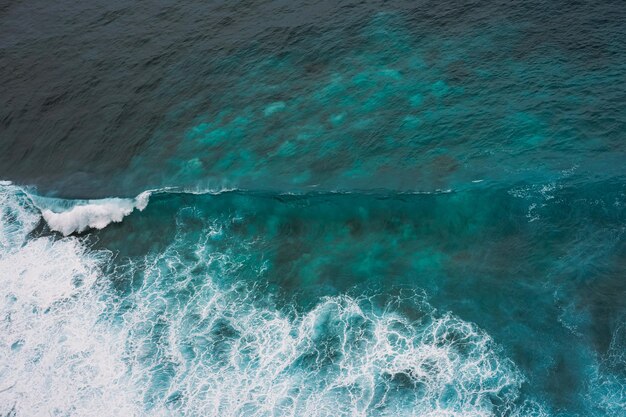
<box><xmin>0</xmin><ymin>182</ymin><xmax>562</xmax><ymax>417</ymax></box>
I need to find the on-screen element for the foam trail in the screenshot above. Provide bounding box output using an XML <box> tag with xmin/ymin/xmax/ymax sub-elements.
<box><xmin>34</xmin><ymin>191</ymin><xmax>151</xmax><ymax>235</ymax></box>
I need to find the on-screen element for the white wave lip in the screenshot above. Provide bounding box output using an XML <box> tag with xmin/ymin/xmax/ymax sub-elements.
<box><xmin>40</xmin><ymin>191</ymin><xmax>151</xmax><ymax>235</ymax></box>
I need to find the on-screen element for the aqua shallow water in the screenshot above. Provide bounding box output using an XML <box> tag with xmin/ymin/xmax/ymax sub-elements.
<box><xmin>1</xmin><ymin>1</ymin><xmax>626</xmax><ymax>416</ymax></box>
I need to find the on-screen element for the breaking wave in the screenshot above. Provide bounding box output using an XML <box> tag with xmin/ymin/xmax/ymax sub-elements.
<box><xmin>31</xmin><ymin>191</ymin><xmax>151</xmax><ymax>236</ymax></box>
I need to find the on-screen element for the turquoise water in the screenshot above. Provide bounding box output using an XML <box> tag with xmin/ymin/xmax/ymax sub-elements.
<box><xmin>1</xmin><ymin>180</ymin><xmax>624</xmax><ymax>416</ymax></box>
<box><xmin>2</xmin><ymin>7</ymin><xmax>625</xmax><ymax>197</ymax></box>
<box><xmin>1</xmin><ymin>4</ymin><xmax>625</xmax><ymax>417</ymax></box>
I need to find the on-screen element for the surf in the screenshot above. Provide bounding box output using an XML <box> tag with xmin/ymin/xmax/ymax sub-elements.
<box><xmin>0</xmin><ymin>182</ymin><xmax>552</xmax><ymax>416</ymax></box>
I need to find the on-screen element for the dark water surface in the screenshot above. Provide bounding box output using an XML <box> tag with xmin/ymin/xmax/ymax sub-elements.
<box><xmin>2</xmin><ymin>0</ymin><xmax>625</xmax><ymax>196</ymax></box>
<box><xmin>1</xmin><ymin>1</ymin><xmax>625</xmax><ymax>416</ymax></box>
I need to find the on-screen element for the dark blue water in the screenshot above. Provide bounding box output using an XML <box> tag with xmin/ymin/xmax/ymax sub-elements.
<box><xmin>0</xmin><ymin>1</ymin><xmax>625</xmax><ymax>416</ymax></box>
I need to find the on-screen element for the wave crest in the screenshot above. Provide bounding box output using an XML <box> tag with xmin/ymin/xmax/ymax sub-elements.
<box><xmin>34</xmin><ymin>191</ymin><xmax>151</xmax><ymax>235</ymax></box>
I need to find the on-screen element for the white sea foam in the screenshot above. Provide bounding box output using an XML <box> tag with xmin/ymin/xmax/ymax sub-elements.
<box><xmin>110</xmin><ymin>213</ymin><xmax>545</xmax><ymax>417</ymax></box>
<box><xmin>35</xmin><ymin>191</ymin><xmax>152</xmax><ymax>235</ymax></box>
<box><xmin>0</xmin><ymin>185</ymin><xmax>41</xmax><ymax>250</ymax></box>
<box><xmin>0</xmin><ymin>186</ymin><xmax>146</xmax><ymax>417</ymax></box>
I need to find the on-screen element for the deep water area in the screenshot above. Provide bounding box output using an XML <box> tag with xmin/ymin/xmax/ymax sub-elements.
<box><xmin>1</xmin><ymin>1</ymin><xmax>625</xmax><ymax>416</ymax></box>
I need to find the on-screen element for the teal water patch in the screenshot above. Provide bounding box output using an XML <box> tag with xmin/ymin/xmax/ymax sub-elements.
<box><xmin>2</xmin><ymin>5</ymin><xmax>625</xmax><ymax>198</ymax></box>
<box><xmin>112</xmin><ymin>12</ymin><xmax>626</xmax><ymax>196</ymax></box>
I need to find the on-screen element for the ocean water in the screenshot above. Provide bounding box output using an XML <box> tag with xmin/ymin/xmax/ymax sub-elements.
<box><xmin>1</xmin><ymin>1</ymin><xmax>625</xmax><ymax>416</ymax></box>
